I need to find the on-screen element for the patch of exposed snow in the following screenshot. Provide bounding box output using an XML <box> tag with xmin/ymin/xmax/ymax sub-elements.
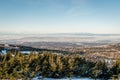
<box><xmin>33</xmin><ymin>77</ymin><xmax>94</xmax><ymax>80</ymax></box>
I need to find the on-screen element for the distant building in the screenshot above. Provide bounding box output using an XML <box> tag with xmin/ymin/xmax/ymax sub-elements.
<box><xmin>4</xmin><ymin>44</ymin><xmax>9</xmax><ymax>47</ymax></box>
<box><xmin>4</xmin><ymin>44</ymin><xmax>11</xmax><ymax>50</ymax></box>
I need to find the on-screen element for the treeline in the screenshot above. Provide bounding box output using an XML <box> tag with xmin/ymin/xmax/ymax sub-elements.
<box><xmin>0</xmin><ymin>52</ymin><xmax>120</xmax><ymax>79</ymax></box>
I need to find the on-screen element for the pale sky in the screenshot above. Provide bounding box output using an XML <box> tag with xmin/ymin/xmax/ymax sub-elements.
<box><xmin>0</xmin><ymin>0</ymin><xmax>120</xmax><ymax>34</ymax></box>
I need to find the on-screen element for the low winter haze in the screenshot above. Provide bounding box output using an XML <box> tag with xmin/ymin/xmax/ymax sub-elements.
<box><xmin>0</xmin><ymin>0</ymin><xmax>120</xmax><ymax>34</ymax></box>
<box><xmin>1</xmin><ymin>1</ymin><xmax>120</xmax><ymax>80</ymax></box>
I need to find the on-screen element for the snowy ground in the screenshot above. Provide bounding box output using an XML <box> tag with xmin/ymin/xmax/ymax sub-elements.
<box><xmin>33</xmin><ymin>77</ymin><xmax>96</xmax><ymax>80</ymax></box>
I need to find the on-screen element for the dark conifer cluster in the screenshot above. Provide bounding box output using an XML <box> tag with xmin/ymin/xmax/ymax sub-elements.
<box><xmin>0</xmin><ymin>52</ymin><xmax>120</xmax><ymax>79</ymax></box>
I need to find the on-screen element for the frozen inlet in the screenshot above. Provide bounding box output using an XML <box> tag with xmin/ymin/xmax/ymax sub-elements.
<box><xmin>1</xmin><ymin>49</ymin><xmax>7</xmax><ymax>54</ymax></box>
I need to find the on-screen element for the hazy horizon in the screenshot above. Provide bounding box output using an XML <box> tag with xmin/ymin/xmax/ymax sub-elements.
<box><xmin>1</xmin><ymin>32</ymin><xmax>120</xmax><ymax>35</ymax></box>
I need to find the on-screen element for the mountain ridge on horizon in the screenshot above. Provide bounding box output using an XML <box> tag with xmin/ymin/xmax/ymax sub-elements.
<box><xmin>0</xmin><ymin>32</ymin><xmax>120</xmax><ymax>35</ymax></box>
